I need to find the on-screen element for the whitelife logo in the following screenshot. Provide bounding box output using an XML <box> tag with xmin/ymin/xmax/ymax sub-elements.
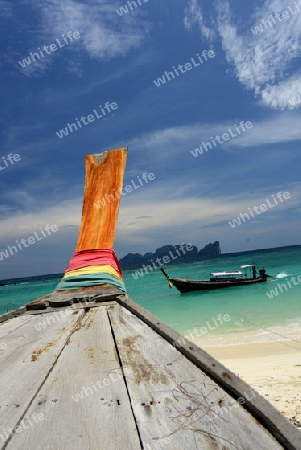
<box><xmin>0</xmin><ymin>413</ymin><xmax>45</xmax><ymax>444</ymax></box>
<box><xmin>72</xmin><ymin>372</ymin><xmax>122</xmax><ymax>402</ymax></box>
<box><xmin>228</xmin><ymin>191</ymin><xmax>290</xmax><ymax>228</ymax></box>
<box><xmin>116</xmin><ymin>0</ymin><xmax>150</xmax><ymax>16</ymax></box>
<box><xmin>0</xmin><ymin>224</ymin><xmax>59</xmax><ymax>261</ymax></box>
<box><xmin>56</xmin><ymin>101</ymin><xmax>118</xmax><ymax>139</ymax></box>
<box><xmin>266</xmin><ymin>275</ymin><xmax>301</xmax><ymax>299</ymax></box>
<box><xmin>0</xmin><ymin>153</ymin><xmax>21</xmax><ymax>172</ymax></box>
<box><xmin>153</xmin><ymin>50</ymin><xmax>215</xmax><ymax>87</ymax></box>
<box><xmin>191</xmin><ymin>121</ymin><xmax>253</xmax><ymax>157</ymax></box>
<box><xmin>94</xmin><ymin>172</ymin><xmax>155</xmax><ymax>209</ymax></box>
<box><xmin>18</xmin><ymin>31</ymin><xmax>80</xmax><ymax>69</ymax></box>
<box><xmin>34</xmin><ymin>297</ymin><xmax>95</xmax><ymax>332</ymax></box>
<box><xmin>212</xmin><ymin>389</ymin><xmax>257</xmax><ymax>418</ymax></box>
<box><xmin>251</xmin><ymin>1</ymin><xmax>301</xmax><ymax>35</ymax></box>
<box><xmin>183</xmin><ymin>314</ymin><xmax>231</xmax><ymax>342</ymax></box>
<box><xmin>131</xmin><ymin>244</ymin><xmax>194</xmax><ymax>280</ymax></box>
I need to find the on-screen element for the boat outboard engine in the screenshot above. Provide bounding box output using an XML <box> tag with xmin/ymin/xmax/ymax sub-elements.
<box><xmin>259</xmin><ymin>269</ymin><xmax>268</xmax><ymax>280</ymax></box>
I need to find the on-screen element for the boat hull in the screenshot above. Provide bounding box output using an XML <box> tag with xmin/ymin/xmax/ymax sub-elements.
<box><xmin>170</xmin><ymin>277</ymin><xmax>267</xmax><ymax>293</ymax></box>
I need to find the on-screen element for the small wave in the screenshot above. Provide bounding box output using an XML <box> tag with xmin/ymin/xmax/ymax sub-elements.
<box><xmin>276</xmin><ymin>273</ymin><xmax>291</xmax><ymax>279</ymax></box>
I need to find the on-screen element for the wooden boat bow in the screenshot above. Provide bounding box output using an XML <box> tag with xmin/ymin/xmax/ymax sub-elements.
<box><xmin>0</xmin><ymin>149</ymin><xmax>300</xmax><ymax>450</ymax></box>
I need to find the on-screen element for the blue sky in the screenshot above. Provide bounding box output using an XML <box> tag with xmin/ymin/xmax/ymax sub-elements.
<box><xmin>0</xmin><ymin>0</ymin><xmax>301</xmax><ymax>278</ymax></box>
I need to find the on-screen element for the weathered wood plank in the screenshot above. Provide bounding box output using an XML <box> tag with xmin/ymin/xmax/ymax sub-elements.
<box><xmin>109</xmin><ymin>304</ymin><xmax>284</xmax><ymax>450</ymax></box>
<box><xmin>0</xmin><ymin>307</ymin><xmax>27</xmax><ymax>323</ymax></box>
<box><xmin>6</xmin><ymin>307</ymin><xmax>141</xmax><ymax>450</ymax></box>
<box><xmin>26</xmin><ymin>301</ymin><xmax>118</xmax><ymax>316</ymax></box>
<box><xmin>0</xmin><ymin>310</ymin><xmax>84</xmax><ymax>448</ymax></box>
<box><xmin>116</xmin><ymin>295</ymin><xmax>300</xmax><ymax>450</ymax></box>
<box><xmin>25</xmin><ymin>285</ymin><xmax>123</xmax><ymax>310</ymax></box>
<box><xmin>75</xmin><ymin>149</ymin><xmax>127</xmax><ymax>251</ymax></box>
<box><xmin>0</xmin><ymin>315</ymin><xmax>31</xmax><ymax>341</ymax></box>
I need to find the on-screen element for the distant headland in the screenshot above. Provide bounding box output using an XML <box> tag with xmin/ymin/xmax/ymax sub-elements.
<box><xmin>119</xmin><ymin>241</ymin><xmax>221</xmax><ymax>270</ymax></box>
<box><xmin>119</xmin><ymin>242</ymin><xmax>301</xmax><ymax>270</ymax></box>
<box><xmin>1</xmin><ymin>243</ymin><xmax>300</xmax><ymax>283</ymax></box>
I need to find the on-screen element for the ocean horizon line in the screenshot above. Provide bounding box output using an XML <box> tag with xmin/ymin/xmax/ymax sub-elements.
<box><xmin>0</xmin><ymin>243</ymin><xmax>300</xmax><ymax>283</ymax></box>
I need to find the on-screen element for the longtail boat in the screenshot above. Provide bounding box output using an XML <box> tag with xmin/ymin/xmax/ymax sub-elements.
<box><xmin>160</xmin><ymin>265</ymin><xmax>270</xmax><ymax>293</ymax></box>
<box><xmin>0</xmin><ymin>149</ymin><xmax>300</xmax><ymax>450</ymax></box>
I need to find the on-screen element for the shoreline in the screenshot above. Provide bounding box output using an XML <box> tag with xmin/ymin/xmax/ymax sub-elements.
<box><xmin>182</xmin><ymin>320</ymin><xmax>301</xmax><ymax>348</ymax></box>
<box><xmin>196</xmin><ymin>339</ymin><xmax>301</xmax><ymax>427</ymax></box>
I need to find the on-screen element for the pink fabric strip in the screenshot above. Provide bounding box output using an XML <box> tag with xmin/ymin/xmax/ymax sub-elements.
<box><xmin>64</xmin><ymin>249</ymin><xmax>123</xmax><ymax>279</ymax></box>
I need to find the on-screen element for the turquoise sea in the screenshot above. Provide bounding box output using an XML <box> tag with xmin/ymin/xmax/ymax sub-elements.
<box><xmin>1</xmin><ymin>247</ymin><xmax>300</xmax><ymax>346</ymax></box>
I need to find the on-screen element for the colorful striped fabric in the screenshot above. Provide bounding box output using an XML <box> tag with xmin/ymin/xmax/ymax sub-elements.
<box><xmin>56</xmin><ymin>249</ymin><xmax>126</xmax><ymax>292</ymax></box>
<box><xmin>64</xmin><ymin>265</ymin><xmax>123</xmax><ymax>281</ymax></box>
<box><xmin>64</xmin><ymin>249</ymin><xmax>123</xmax><ymax>277</ymax></box>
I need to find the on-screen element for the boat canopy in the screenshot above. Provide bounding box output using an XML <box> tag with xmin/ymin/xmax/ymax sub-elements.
<box><xmin>210</xmin><ymin>270</ymin><xmax>242</xmax><ymax>277</ymax></box>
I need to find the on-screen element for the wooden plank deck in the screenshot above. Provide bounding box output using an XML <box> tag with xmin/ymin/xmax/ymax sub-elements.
<box><xmin>0</xmin><ymin>311</ymin><xmax>84</xmax><ymax>444</ymax></box>
<box><xmin>1</xmin><ymin>293</ymin><xmax>300</xmax><ymax>450</ymax></box>
<box><xmin>4</xmin><ymin>150</ymin><xmax>300</xmax><ymax>450</ymax></box>
<box><xmin>5</xmin><ymin>307</ymin><xmax>141</xmax><ymax>450</ymax></box>
<box><xmin>0</xmin><ymin>315</ymin><xmax>31</xmax><ymax>340</ymax></box>
<box><xmin>108</xmin><ymin>304</ymin><xmax>284</xmax><ymax>450</ymax></box>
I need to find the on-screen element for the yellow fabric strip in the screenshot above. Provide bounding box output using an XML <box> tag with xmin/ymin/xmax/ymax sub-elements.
<box><xmin>64</xmin><ymin>265</ymin><xmax>123</xmax><ymax>281</ymax></box>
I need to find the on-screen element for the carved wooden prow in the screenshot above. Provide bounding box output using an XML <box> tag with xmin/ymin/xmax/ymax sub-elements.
<box><xmin>76</xmin><ymin>149</ymin><xmax>128</xmax><ymax>250</ymax></box>
<box><xmin>54</xmin><ymin>148</ymin><xmax>128</xmax><ymax>293</ymax></box>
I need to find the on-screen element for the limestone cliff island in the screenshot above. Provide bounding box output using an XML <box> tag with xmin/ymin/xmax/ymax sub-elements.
<box><xmin>119</xmin><ymin>241</ymin><xmax>221</xmax><ymax>270</ymax></box>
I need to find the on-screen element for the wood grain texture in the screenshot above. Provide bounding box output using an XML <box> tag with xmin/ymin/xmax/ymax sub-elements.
<box><xmin>116</xmin><ymin>295</ymin><xmax>301</xmax><ymax>450</ymax></box>
<box><xmin>0</xmin><ymin>307</ymin><xmax>27</xmax><ymax>324</ymax></box>
<box><xmin>0</xmin><ymin>296</ymin><xmax>297</xmax><ymax>449</ymax></box>
<box><xmin>0</xmin><ymin>311</ymin><xmax>84</xmax><ymax>447</ymax></box>
<box><xmin>108</xmin><ymin>304</ymin><xmax>284</xmax><ymax>450</ymax></box>
<box><xmin>6</xmin><ymin>307</ymin><xmax>141</xmax><ymax>450</ymax></box>
<box><xmin>0</xmin><ymin>315</ymin><xmax>31</xmax><ymax>340</ymax></box>
<box><xmin>25</xmin><ymin>285</ymin><xmax>124</xmax><ymax>311</ymax></box>
<box><xmin>75</xmin><ymin>149</ymin><xmax>127</xmax><ymax>251</ymax></box>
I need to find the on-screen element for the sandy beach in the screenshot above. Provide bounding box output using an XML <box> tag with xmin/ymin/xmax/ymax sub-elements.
<box><xmin>192</xmin><ymin>338</ymin><xmax>301</xmax><ymax>428</ymax></box>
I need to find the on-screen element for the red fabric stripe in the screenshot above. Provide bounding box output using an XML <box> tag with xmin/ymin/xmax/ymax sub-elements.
<box><xmin>64</xmin><ymin>249</ymin><xmax>123</xmax><ymax>279</ymax></box>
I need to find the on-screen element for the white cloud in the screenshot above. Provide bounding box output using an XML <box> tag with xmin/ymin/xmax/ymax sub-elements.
<box><xmin>226</xmin><ymin>115</ymin><xmax>301</xmax><ymax>147</ymax></box>
<box><xmin>260</xmin><ymin>78</ymin><xmax>301</xmax><ymax>110</ymax></box>
<box><xmin>0</xmin><ymin>199</ymin><xmax>82</xmax><ymax>241</ymax></box>
<box><xmin>125</xmin><ymin>114</ymin><xmax>301</xmax><ymax>153</ymax></box>
<box><xmin>1</xmin><ymin>176</ymin><xmax>299</xmax><ymax>245</ymax></box>
<box><xmin>185</xmin><ymin>0</ymin><xmax>301</xmax><ymax>110</ymax></box>
<box><xmin>116</xmin><ymin>181</ymin><xmax>301</xmax><ymax>254</ymax></box>
<box><xmin>15</xmin><ymin>0</ymin><xmax>148</xmax><ymax>77</ymax></box>
<box><xmin>34</xmin><ymin>0</ymin><xmax>148</xmax><ymax>60</ymax></box>
<box><xmin>184</xmin><ymin>0</ymin><xmax>214</xmax><ymax>41</ymax></box>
